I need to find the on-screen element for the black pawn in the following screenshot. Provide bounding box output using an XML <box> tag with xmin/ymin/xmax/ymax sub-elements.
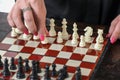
<box><xmin>63</xmin><ymin>65</ymin><xmax>68</xmax><ymax>78</ymax></box>
<box><xmin>75</xmin><ymin>67</ymin><xmax>82</xmax><ymax>80</ymax></box>
<box><xmin>10</xmin><ymin>57</ymin><xmax>17</xmax><ymax>70</ymax></box>
<box><xmin>24</xmin><ymin>59</ymin><xmax>30</xmax><ymax>72</ymax></box>
<box><xmin>0</xmin><ymin>55</ymin><xmax>3</xmax><ymax>67</ymax></box>
<box><xmin>51</xmin><ymin>63</ymin><xmax>57</xmax><ymax>76</ymax></box>
<box><xmin>30</xmin><ymin>60</ymin><xmax>39</xmax><ymax>80</ymax></box>
<box><xmin>16</xmin><ymin>56</ymin><xmax>25</xmax><ymax>79</ymax></box>
<box><xmin>44</xmin><ymin>65</ymin><xmax>51</xmax><ymax>80</ymax></box>
<box><xmin>36</xmin><ymin>61</ymin><xmax>41</xmax><ymax>73</ymax></box>
<box><xmin>2</xmin><ymin>58</ymin><xmax>10</xmax><ymax>76</ymax></box>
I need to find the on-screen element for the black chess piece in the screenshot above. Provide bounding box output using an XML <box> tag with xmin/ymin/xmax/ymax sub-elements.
<box><xmin>30</xmin><ymin>60</ymin><xmax>39</xmax><ymax>80</ymax></box>
<box><xmin>10</xmin><ymin>57</ymin><xmax>17</xmax><ymax>70</ymax></box>
<box><xmin>75</xmin><ymin>67</ymin><xmax>82</xmax><ymax>80</ymax></box>
<box><xmin>0</xmin><ymin>55</ymin><xmax>3</xmax><ymax>67</ymax></box>
<box><xmin>51</xmin><ymin>63</ymin><xmax>57</xmax><ymax>76</ymax></box>
<box><xmin>57</xmin><ymin>65</ymin><xmax>68</xmax><ymax>80</ymax></box>
<box><xmin>44</xmin><ymin>64</ymin><xmax>51</xmax><ymax>80</ymax></box>
<box><xmin>2</xmin><ymin>58</ymin><xmax>10</xmax><ymax>77</ymax></box>
<box><xmin>24</xmin><ymin>59</ymin><xmax>30</xmax><ymax>72</ymax></box>
<box><xmin>16</xmin><ymin>56</ymin><xmax>25</xmax><ymax>79</ymax></box>
<box><xmin>36</xmin><ymin>61</ymin><xmax>41</xmax><ymax>73</ymax></box>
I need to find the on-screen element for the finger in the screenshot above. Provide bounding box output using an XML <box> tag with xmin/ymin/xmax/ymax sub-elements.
<box><xmin>7</xmin><ymin>6</ymin><xmax>16</xmax><ymax>28</ymax></box>
<box><xmin>110</xmin><ymin>21</ymin><xmax>120</xmax><ymax>44</ymax></box>
<box><xmin>12</xmin><ymin>6</ymin><xmax>28</xmax><ymax>34</ymax></box>
<box><xmin>109</xmin><ymin>15</ymin><xmax>120</xmax><ymax>36</ymax></box>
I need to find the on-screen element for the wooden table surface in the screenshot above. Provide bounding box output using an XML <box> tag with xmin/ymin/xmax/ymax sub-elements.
<box><xmin>0</xmin><ymin>12</ymin><xmax>120</xmax><ymax>80</ymax></box>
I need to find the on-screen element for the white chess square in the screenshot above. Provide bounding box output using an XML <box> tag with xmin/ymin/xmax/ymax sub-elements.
<box><xmin>47</xmin><ymin>37</ymin><xmax>56</xmax><ymax>43</ymax></box>
<box><xmin>0</xmin><ymin>50</ymin><xmax>7</xmax><ymax>56</ymax></box>
<box><xmin>25</xmin><ymin>41</ymin><xmax>40</xmax><ymax>47</ymax></box>
<box><xmin>40</xmin><ymin>56</ymin><xmax>56</xmax><ymax>63</ymax></box>
<box><xmin>8</xmin><ymin>45</ymin><xmax>23</xmax><ymax>52</ymax></box>
<box><xmin>74</xmin><ymin>47</ymin><xmax>88</xmax><ymax>55</ymax></box>
<box><xmin>65</xmin><ymin>40</ymin><xmax>78</xmax><ymax>47</ymax></box>
<box><xmin>18</xmin><ymin>34</ymin><xmax>32</xmax><ymax>40</ymax></box>
<box><xmin>49</xmin><ymin>44</ymin><xmax>64</xmax><ymax>51</ymax></box>
<box><xmin>32</xmin><ymin>48</ymin><xmax>48</xmax><ymax>55</ymax></box>
<box><xmin>2</xmin><ymin>37</ymin><xmax>17</xmax><ymax>44</ymax></box>
<box><xmin>89</xmin><ymin>43</ymin><xmax>103</xmax><ymax>50</ymax></box>
<box><xmin>15</xmin><ymin>52</ymin><xmax>31</xmax><ymax>59</ymax></box>
<box><xmin>81</xmin><ymin>68</ymin><xmax>91</xmax><ymax>76</ymax></box>
<box><xmin>82</xmin><ymin>55</ymin><xmax>98</xmax><ymax>63</ymax></box>
<box><xmin>57</xmin><ymin>51</ymin><xmax>72</xmax><ymax>59</ymax></box>
<box><xmin>66</xmin><ymin>60</ymin><xmax>81</xmax><ymax>67</ymax></box>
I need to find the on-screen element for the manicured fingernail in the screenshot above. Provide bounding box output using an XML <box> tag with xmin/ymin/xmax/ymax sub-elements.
<box><xmin>110</xmin><ymin>37</ymin><xmax>116</xmax><ymax>44</ymax></box>
<box><xmin>34</xmin><ymin>32</ymin><xmax>38</xmax><ymax>36</ymax></box>
<box><xmin>106</xmin><ymin>33</ymin><xmax>110</xmax><ymax>38</ymax></box>
<box><xmin>24</xmin><ymin>29</ymin><xmax>28</xmax><ymax>35</ymax></box>
<box><xmin>40</xmin><ymin>34</ymin><xmax>44</xmax><ymax>41</ymax></box>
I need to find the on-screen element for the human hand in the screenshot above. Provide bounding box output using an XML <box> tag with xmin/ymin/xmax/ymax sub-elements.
<box><xmin>108</xmin><ymin>15</ymin><xmax>120</xmax><ymax>44</ymax></box>
<box><xmin>7</xmin><ymin>0</ymin><xmax>49</xmax><ymax>41</ymax></box>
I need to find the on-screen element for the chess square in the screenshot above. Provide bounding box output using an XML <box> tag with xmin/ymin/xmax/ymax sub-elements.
<box><xmin>82</xmin><ymin>55</ymin><xmax>98</xmax><ymax>63</ymax></box>
<box><xmin>25</xmin><ymin>41</ymin><xmax>40</xmax><ymax>47</ymax></box>
<box><xmin>47</xmin><ymin>37</ymin><xmax>56</xmax><ymax>43</ymax></box>
<box><xmin>0</xmin><ymin>50</ymin><xmax>7</xmax><ymax>56</ymax></box>
<box><xmin>73</xmin><ymin>47</ymin><xmax>88</xmax><ymax>55</ymax></box>
<box><xmin>3</xmin><ymin>51</ymin><xmax>18</xmax><ymax>58</ymax></box>
<box><xmin>8</xmin><ymin>45</ymin><xmax>23</xmax><ymax>52</ymax></box>
<box><xmin>29</xmin><ymin>54</ymin><xmax>43</xmax><ymax>61</ymax></box>
<box><xmin>49</xmin><ymin>44</ymin><xmax>64</xmax><ymax>51</ymax></box>
<box><xmin>21</xmin><ymin>46</ymin><xmax>35</xmax><ymax>53</ymax></box>
<box><xmin>40</xmin><ymin>56</ymin><xmax>56</xmax><ymax>63</ymax></box>
<box><xmin>89</xmin><ymin>43</ymin><xmax>103</xmax><ymax>50</ymax></box>
<box><xmin>15</xmin><ymin>52</ymin><xmax>31</xmax><ymax>59</ymax></box>
<box><xmin>66</xmin><ymin>60</ymin><xmax>81</xmax><ymax>67</ymax></box>
<box><xmin>65</xmin><ymin>40</ymin><xmax>78</xmax><ymax>47</ymax></box>
<box><xmin>2</xmin><ymin>37</ymin><xmax>17</xmax><ymax>44</ymax></box>
<box><xmin>32</xmin><ymin>48</ymin><xmax>47</xmax><ymax>55</ymax></box>
<box><xmin>57</xmin><ymin>51</ymin><xmax>72</xmax><ymax>59</ymax></box>
<box><xmin>81</xmin><ymin>68</ymin><xmax>91</xmax><ymax>76</ymax></box>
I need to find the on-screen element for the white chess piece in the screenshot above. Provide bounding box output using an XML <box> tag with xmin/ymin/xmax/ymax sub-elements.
<box><xmin>11</xmin><ymin>28</ymin><xmax>18</xmax><ymax>37</ymax></box>
<box><xmin>72</xmin><ymin>23</ymin><xmax>79</xmax><ymax>39</ymax></box>
<box><xmin>15</xmin><ymin>28</ymin><xmax>23</xmax><ymax>34</ymax></box>
<box><xmin>24</xmin><ymin>21</ymin><xmax>31</xmax><ymax>33</ymax></box>
<box><xmin>33</xmin><ymin>35</ymin><xmax>39</xmax><ymax>40</ymax></box>
<box><xmin>84</xmin><ymin>26</ymin><xmax>93</xmax><ymax>43</ymax></box>
<box><xmin>57</xmin><ymin>31</ymin><xmax>63</xmax><ymax>43</ymax></box>
<box><xmin>96</xmin><ymin>29</ymin><xmax>104</xmax><ymax>43</ymax></box>
<box><xmin>62</xmin><ymin>18</ymin><xmax>69</xmax><ymax>40</ymax></box>
<box><xmin>79</xmin><ymin>35</ymin><xmax>86</xmax><ymax>47</ymax></box>
<box><xmin>94</xmin><ymin>37</ymin><xmax>102</xmax><ymax>50</ymax></box>
<box><xmin>23</xmin><ymin>33</ymin><xmax>31</xmax><ymax>39</ymax></box>
<box><xmin>71</xmin><ymin>33</ymin><xmax>78</xmax><ymax>45</ymax></box>
<box><xmin>41</xmin><ymin>35</ymin><xmax>48</xmax><ymax>44</ymax></box>
<box><xmin>49</xmin><ymin>18</ymin><xmax>56</xmax><ymax>36</ymax></box>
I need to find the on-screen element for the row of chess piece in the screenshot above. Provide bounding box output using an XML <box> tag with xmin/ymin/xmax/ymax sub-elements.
<box><xmin>0</xmin><ymin>55</ymin><xmax>82</xmax><ymax>80</ymax></box>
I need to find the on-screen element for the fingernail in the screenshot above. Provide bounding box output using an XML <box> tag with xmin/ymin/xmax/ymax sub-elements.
<box><xmin>110</xmin><ymin>37</ymin><xmax>116</xmax><ymax>44</ymax></box>
<box><xmin>40</xmin><ymin>34</ymin><xmax>44</xmax><ymax>41</ymax></box>
<box><xmin>34</xmin><ymin>32</ymin><xmax>38</xmax><ymax>36</ymax></box>
<box><xmin>24</xmin><ymin>29</ymin><xmax>29</xmax><ymax>35</ymax></box>
<box><xmin>106</xmin><ymin>33</ymin><xmax>111</xmax><ymax>38</ymax></box>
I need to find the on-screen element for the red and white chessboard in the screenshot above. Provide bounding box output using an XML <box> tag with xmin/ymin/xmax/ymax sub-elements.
<box><xmin>0</xmin><ymin>31</ymin><xmax>109</xmax><ymax>80</ymax></box>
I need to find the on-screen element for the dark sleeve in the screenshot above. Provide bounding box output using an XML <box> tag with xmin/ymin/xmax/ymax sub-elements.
<box><xmin>117</xmin><ymin>4</ymin><xmax>120</xmax><ymax>14</ymax></box>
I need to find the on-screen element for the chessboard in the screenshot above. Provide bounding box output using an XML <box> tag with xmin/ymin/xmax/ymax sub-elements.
<box><xmin>0</xmin><ymin>18</ymin><xmax>110</xmax><ymax>80</ymax></box>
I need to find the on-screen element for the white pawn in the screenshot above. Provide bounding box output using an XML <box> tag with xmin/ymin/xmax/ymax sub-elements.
<box><xmin>72</xmin><ymin>23</ymin><xmax>79</xmax><ymax>39</ymax></box>
<box><xmin>23</xmin><ymin>33</ymin><xmax>31</xmax><ymax>39</ymax></box>
<box><xmin>94</xmin><ymin>38</ymin><xmax>102</xmax><ymax>50</ymax></box>
<box><xmin>62</xmin><ymin>18</ymin><xmax>69</xmax><ymax>40</ymax></box>
<box><xmin>71</xmin><ymin>33</ymin><xmax>78</xmax><ymax>45</ymax></box>
<box><xmin>57</xmin><ymin>31</ymin><xmax>63</xmax><ymax>43</ymax></box>
<box><xmin>79</xmin><ymin>35</ymin><xmax>86</xmax><ymax>47</ymax></box>
<box><xmin>49</xmin><ymin>18</ymin><xmax>56</xmax><ymax>36</ymax></box>
<box><xmin>97</xmin><ymin>29</ymin><xmax>104</xmax><ymax>43</ymax></box>
<box><xmin>15</xmin><ymin>28</ymin><xmax>23</xmax><ymax>34</ymax></box>
<box><xmin>41</xmin><ymin>35</ymin><xmax>48</xmax><ymax>44</ymax></box>
<box><xmin>11</xmin><ymin>27</ymin><xmax>18</xmax><ymax>37</ymax></box>
<box><xmin>33</xmin><ymin>35</ymin><xmax>39</xmax><ymax>40</ymax></box>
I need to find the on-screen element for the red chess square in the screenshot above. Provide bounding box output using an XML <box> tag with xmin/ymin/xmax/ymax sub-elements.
<box><xmin>14</xmin><ymin>39</ymin><xmax>27</xmax><ymax>46</ymax></box>
<box><xmin>29</xmin><ymin>54</ymin><xmax>43</xmax><ymax>61</ymax></box>
<box><xmin>21</xmin><ymin>46</ymin><xmax>35</xmax><ymax>53</ymax></box>
<box><xmin>62</xmin><ymin>46</ymin><xmax>75</xmax><ymax>52</ymax></box>
<box><xmin>54</xmin><ymin>58</ymin><xmax>68</xmax><ymax>65</ymax></box>
<box><xmin>80</xmin><ymin>61</ymin><xmax>95</xmax><ymax>69</ymax></box>
<box><xmin>67</xmin><ymin>66</ymin><xmax>76</xmax><ymax>73</ymax></box>
<box><xmin>70</xmin><ymin>53</ymin><xmax>84</xmax><ymax>61</ymax></box>
<box><xmin>38</xmin><ymin>43</ymin><xmax>51</xmax><ymax>49</ymax></box>
<box><xmin>0</xmin><ymin>43</ymin><xmax>10</xmax><ymax>50</ymax></box>
<box><xmin>3</xmin><ymin>51</ymin><xmax>18</xmax><ymax>57</ymax></box>
<box><xmin>87</xmin><ymin>49</ymin><xmax>101</xmax><ymax>56</ymax></box>
<box><xmin>46</xmin><ymin>50</ymin><xmax>59</xmax><ymax>57</ymax></box>
<box><xmin>39</xmin><ymin>62</ymin><xmax>51</xmax><ymax>68</ymax></box>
